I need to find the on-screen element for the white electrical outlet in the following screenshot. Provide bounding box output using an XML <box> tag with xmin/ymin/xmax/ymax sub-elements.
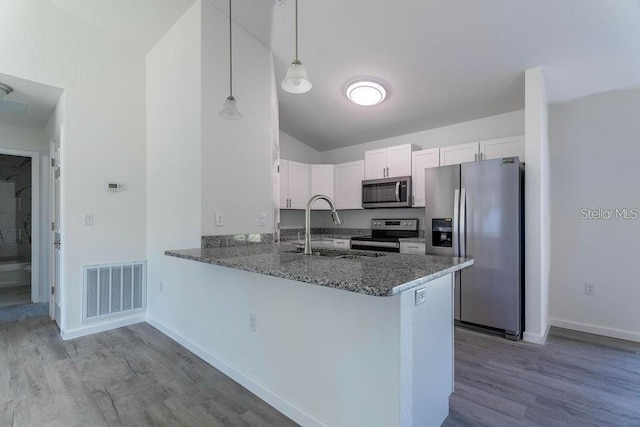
<box><xmin>249</xmin><ymin>313</ymin><xmax>257</xmax><ymax>332</ymax></box>
<box><xmin>585</xmin><ymin>283</ymin><xmax>596</xmax><ymax>296</ymax></box>
<box><xmin>83</xmin><ymin>213</ymin><xmax>94</xmax><ymax>226</ymax></box>
<box><xmin>215</xmin><ymin>211</ymin><xmax>224</xmax><ymax>226</ymax></box>
<box><xmin>259</xmin><ymin>212</ymin><xmax>267</xmax><ymax>226</ymax></box>
<box><xmin>415</xmin><ymin>288</ymin><xmax>427</xmax><ymax>305</ymax></box>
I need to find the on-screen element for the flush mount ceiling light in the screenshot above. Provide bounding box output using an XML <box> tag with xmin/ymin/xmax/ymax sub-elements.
<box><xmin>346</xmin><ymin>81</ymin><xmax>387</xmax><ymax>106</ymax></box>
<box><xmin>0</xmin><ymin>83</ymin><xmax>13</xmax><ymax>99</ymax></box>
<box><xmin>219</xmin><ymin>0</ymin><xmax>243</xmax><ymax>120</ymax></box>
<box><xmin>281</xmin><ymin>0</ymin><xmax>312</xmax><ymax>94</ymax></box>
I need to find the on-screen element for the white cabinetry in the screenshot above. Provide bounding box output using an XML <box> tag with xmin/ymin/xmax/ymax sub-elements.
<box><xmin>400</xmin><ymin>242</ymin><xmax>426</xmax><ymax>255</ymax></box>
<box><xmin>334</xmin><ymin>160</ymin><xmax>364</xmax><ymax>210</ymax></box>
<box><xmin>439</xmin><ymin>142</ymin><xmax>479</xmax><ymax>166</ymax></box>
<box><xmin>333</xmin><ymin>239</ymin><xmax>351</xmax><ymax>249</ymax></box>
<box><xmin>411</xmin><ymin>149</ymin><xmax>440</xmax><ymax>207</ymax></box>
<box><xmin>364</xmin><ymin>144</ymin><xmax>418</xmax><ymax>179</ymax></box>
<box><xmin>479</xmin><ymin>135</ymin><xmax>525</xmax><ymax>162</ymax></box>
<box><xmin>310</xmin><ymin>164</ymin><xmax>335</xmax><ymax>210</ymax></box>
<box><xmin>280</xmin><ymin>160</ymin><xmax>309</xmax><ymax>209</ymax></box>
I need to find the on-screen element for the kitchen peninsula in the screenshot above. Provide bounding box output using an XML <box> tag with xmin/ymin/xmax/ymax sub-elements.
<box><xmin>165</xmin><ymin>242</ymin><xmax>473</xmax><ymax>426</ymax></box>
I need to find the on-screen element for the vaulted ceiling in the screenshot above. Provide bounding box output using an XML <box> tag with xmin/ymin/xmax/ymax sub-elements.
<box><xmin>24</xmin><ymin>1</ymin><xmax>640</xmax><ymax>151</ymax></box>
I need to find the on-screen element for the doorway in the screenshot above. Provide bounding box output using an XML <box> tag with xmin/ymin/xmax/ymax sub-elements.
<box><xmin>0</xmin><ymin>152</ymin><xmax>39</xmax><ymax>308</ymax></box>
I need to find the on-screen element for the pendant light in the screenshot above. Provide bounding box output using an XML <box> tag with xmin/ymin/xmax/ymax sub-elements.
<box><xmin>0</xmin><ymin>83</ymin><xmax>13</xmax><ymax>99</ymax></box>
<box><xmin>281</xmin><ymin>0</ymin><xmax>312</xmax><ymax>94</ymax></box>
<box><xmin>219</xmin><ymin>0</ymin><xmax>243</xmax><ymax>120</ymax></box>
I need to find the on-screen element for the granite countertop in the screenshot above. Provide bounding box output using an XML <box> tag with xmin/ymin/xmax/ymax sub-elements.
<box><xmin>165</xmin><ymin>243</ymin><xmax>473</xmax><ymax>297</ymax></box>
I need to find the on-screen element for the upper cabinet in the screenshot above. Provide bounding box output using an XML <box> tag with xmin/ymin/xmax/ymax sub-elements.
<box><xmin>411</xmin><ymin>148</ymin><xmax>440</xmax><ymax>207</ymax></box>
<box><xmin>280</xmin><ymin>160</ymin><xmax>309</xmax><ymax>209</ymax></box>
<box><xmin>364</xmin><ymin>143</ymin><xmax>419</xmax><ymax>179</ymax></box>
<box><xmin>439</xmin><ymin>142</ymin><xmax>479</xmax><ymax>166</ymax></box>
<box><xmin>479</xmin><ymin>135</ymin><xmax>525</xmax><ymax>162</ymax></box>
<box><xmin>309</xmin><ymin>164</ymin><xmax>335</xmax><ymax>210</ymax></box>
<box><xmin>334</xmin><ymin>160</ymin><xmax>364</xmax><ymax>210</ymax></box>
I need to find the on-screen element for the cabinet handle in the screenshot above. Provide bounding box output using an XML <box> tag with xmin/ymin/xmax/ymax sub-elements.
<box><xmin>386</xmin><ymin>167</ymin><xmax>389</xmax><ymax>176</ymax></box>
<box><xmin>407</xmin><ymin>245</ymin><xmax>419</xmax><ymax>249</ymax></box>
<box><xmin>480</xmin><ymin>152</ymin><xmax>483</xmax><ymax>161</ymax></box>
<box><xmin>475</xmin><ymin>153</ymin><xmax>478</xmax><ymax>161</ymax></box>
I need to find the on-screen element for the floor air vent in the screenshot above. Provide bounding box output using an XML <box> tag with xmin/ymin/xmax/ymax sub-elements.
<box><xmin>83</xmin><ymin>261</ymin><xmax>146</xmax><ymax>322</ymax></box>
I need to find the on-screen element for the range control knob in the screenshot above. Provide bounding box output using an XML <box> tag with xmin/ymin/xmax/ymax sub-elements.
<box><xmin>403</xmin><ymin>221</ymin><xmax>408</xmax><ymax>226</ymax></box>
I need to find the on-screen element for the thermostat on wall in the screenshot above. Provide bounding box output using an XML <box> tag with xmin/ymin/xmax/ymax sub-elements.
<box><xmin>105</xmin><ymin>182</ymin><xmax>123</xmax><ymax>192</ymax></box>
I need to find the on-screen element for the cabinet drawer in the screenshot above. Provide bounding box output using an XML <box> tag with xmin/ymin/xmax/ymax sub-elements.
<box><xmin>333</xmin><ymin>239</ymin><xmax>351</xmax><ymax>249</ymax></box>
<box><xmin>400</xmin><ymin>242</ymin><xmax>426</xmax><ymax>255</ymax></box>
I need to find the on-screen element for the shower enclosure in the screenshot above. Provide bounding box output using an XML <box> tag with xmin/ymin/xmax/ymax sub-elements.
<box><xmin>0</xmin><ymin>154</ymin><xmax>32</xmax><ymax>308</ymax></box>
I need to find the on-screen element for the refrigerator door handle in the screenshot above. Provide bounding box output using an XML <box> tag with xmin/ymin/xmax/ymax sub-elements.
<box><xmin>453</xmin><ymin>189</ymin><xmax>460</xmax><ymax>256</ymax></box>
<box><xmin>460</xmin><ymin>188</ymin><xmax>466</xmax><ymax>258</ymax></box>
<box><xmin>395</xmin><ymin>182</ymin><xmax>401</xmax><ymax>202</ymax></box>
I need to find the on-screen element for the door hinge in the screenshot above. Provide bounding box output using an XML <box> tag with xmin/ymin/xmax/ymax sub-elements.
<box><xmin>51</xmin><ymin>158</ymin><xmax>55</xmax><ymax>167</ymax></box>
<box><xmin>51</xmin><ymin>287</ymin><xmax>55</xmax><ymax>295</ymax></box>
<box><xmin>51</xmin><ymin>222</ymin><xmax>55</xmax><ymax>231</ymax></box>
<box><xmin>277</xmin><ymin>165</ymin><xmax>280</xmax><ymax>173</ymax></box>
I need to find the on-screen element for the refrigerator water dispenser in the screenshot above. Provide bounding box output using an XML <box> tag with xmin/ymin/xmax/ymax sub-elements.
<box><xmin>431</xmin><ymin>218</ymin><xmax>453</xmax><ymax>247</ymax></box>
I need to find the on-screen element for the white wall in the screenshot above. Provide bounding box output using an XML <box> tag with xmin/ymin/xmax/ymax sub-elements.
<box><xmin>523</xmin><ymin>67</ymin><xmax>550</xmax><ymax>344</ymax></box>
<box><xmin>318</xmin><ymin>110</ymin><xmax>524</xmax><ymax>164</ymax></box>
<box><xmin>280</xmin><ymin>131</ymin><xmax>322</xmax><ymax>164</ymax></box>
<box><xmin>0</xmin><ymin>123</ymin><xmax>45</xmax><ymax>152</ymax></box>
<box><xmin>200</xmin><ymin>1</ymin><xmax>275</xmax><ymax>236</ymax></box>
<box><xmin>0</xmin><ymin>0</ymin><xmax>147</xmax><ymax>336</ymax></box>
<box><xmin>548</xmin><ymin>87</ymin><xmax>640</xmax><ymax>342</ymax></box>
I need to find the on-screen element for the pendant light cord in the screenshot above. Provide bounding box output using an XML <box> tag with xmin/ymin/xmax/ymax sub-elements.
<box><xmin>229</xmin><ymin>0</ymin><xmax>233</xmax><ymax>97</ymax></box>
<box><xmin>295</xmin><ymin>0</ymin><xmax>298</xmax><ymax>61</ymax></box>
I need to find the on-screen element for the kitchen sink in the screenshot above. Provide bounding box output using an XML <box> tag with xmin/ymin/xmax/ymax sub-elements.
<box><xmin>284</xmin><ymin>247</ymin><xmax>386</xmax><ymax>259</ymax></box>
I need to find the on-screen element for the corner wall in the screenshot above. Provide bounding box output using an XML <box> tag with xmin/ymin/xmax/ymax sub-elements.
<box><xmin>523</xmin><ymin>67</ymin><xmax>550</xmax><ymax>344</ymax></box>
<box><xmin>548</xmin><ymin>87</ymin><xmax>640</xmax><ymax>342</ymax></box>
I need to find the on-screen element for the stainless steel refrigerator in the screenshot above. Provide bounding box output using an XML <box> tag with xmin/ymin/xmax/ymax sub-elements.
<box><xmin>424</xmin><ymin>157</ymin><xmax>524</xmax><ymax>340</ymax></box>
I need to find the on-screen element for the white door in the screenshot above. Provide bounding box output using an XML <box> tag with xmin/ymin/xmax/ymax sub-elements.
<box><xmin>287</xmin><ymin>161</ymin><xmax>309</xmax><ymax>209</ymax></box>
<box><xmin>310</xmin><ymin>164</ymin><xmax>335</xmax><ymax>210</ymax></box>
<box><xmin>279</xmin><ymin>160</ymin><xmax>289</xmax><ymax>209</ymax></box>
<box><xmin>479</xmin><ymin>135</ymin><xmax>525</xmax><ymax>162</ymax></box>
<box><xmin>440</xmin><ymin>142</ymin><xmax>479</xmax><ymax>166</ymax></box>
<box><xmin>364</xmin><ymin>148</ymin><xmax>387</xmax><ymax>180</ymax></box>
<box><xmin>412</xmin><ymin>149</ymin><xmax>440</xmax><ymax>207</ymax></box>
<box><xmin>386</xmin><ymin>144</ymin><xmax>413</xmax><ymax>177</ymax></box>
<box><xmin>49</xmin><ymin>131</ymin><xmax>62</xmax><ymax>324</ymax></box>
<box><xmin>334</xmin><ymin>160</ymin><xmax>364</xmax><ymax>210</ymax></box>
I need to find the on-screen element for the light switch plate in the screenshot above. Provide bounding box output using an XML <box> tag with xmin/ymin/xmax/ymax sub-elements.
<box><xmin>415</xmin><ymin>288</ymin><xmax>427</xmax><ymax>305</ymax></box>
<box><xmin>215</xmin><ymin>211</ymin><xmax>223</xmax><ymax>226</ymax></box>
<box><xmin>83</xmin><ymin>213</ymin><xmax>94</xmax><ymax>226</ymax></box>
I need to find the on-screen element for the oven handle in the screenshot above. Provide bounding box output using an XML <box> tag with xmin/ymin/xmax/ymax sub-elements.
<box><xmin>350</xmin><ymin>240</ymin><xmax>400</xmax><ymax>249</ymax></box>
<box><xmin>395</xmin><ymin>182</ymin><xmax>401</xmax><ymax>202</ymax></box>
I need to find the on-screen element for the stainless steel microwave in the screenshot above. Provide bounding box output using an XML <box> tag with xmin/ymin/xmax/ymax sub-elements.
<box><xmin>362</xmin><ymin>176</ymin><xmax>412</xmax><ymax>208</ymax></box>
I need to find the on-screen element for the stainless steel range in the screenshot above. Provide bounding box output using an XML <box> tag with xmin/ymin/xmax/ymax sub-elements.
<box><xmin>350</xmin><ymin>219</ymin><xmax>419</xmax><ymax>252</ymax></box>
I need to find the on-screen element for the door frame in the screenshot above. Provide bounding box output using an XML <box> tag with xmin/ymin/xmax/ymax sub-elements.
<box><xmin>0</xmin><ymin>147</ymin><xmax>41</xmax><ymax>304</ymax></box>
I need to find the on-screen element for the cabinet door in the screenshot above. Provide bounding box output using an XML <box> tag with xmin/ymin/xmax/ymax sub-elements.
<box><xmin>386</xmin><ymin>144</ymin><xmax>413</xmax><ymax>177</ymax></box>
<box><xmin>288</xmin><ymin>161</ymin><xmax>309</xmax><ymax>209</ymax></box>
<box><xmin>279</xmin><ymin>160</ymin><xmax>289</xmax><ymax>209</ymax></box>
<box><xmin>439</xmin><ymin>142</ymin><xmax>479</xmax><ymax>166</ymax></box>
<box><xmin>399</xmin><ymin>242</ymin><xmax>426</xmax><ymax>255</ymax></box>
<box><xmin>333</xmin><ymin>239</ymin><xmax>351</xmax><ymax>249</ymax></box>
<box><xmin>412</xmin><ymin>149</ymin><xmax>440</xmax><ymax>207</ymax></box>
<box><xmin>334</xmin><ymin>160</ymin><xmax>364</xmax><ymax>210</ymax></box>
<box><xmin>479</xmin><ymin>135</ymin><xmax>525</xmax><ymax>162</ymax></box>
<box><xmin>310</xmin><ymin>164</ymin><xmax>335</xmax><ymax>210</ymax></box>
<box><xmin>364</xmin><ymin>148</ymin><xmax>387</xmax><ymax>180</ymax></box>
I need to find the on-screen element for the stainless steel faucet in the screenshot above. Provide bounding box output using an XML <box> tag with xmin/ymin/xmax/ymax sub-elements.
<box><xmin>304</xmin><ymin>194</ymin><xmax>341</xmax><ymax>255</ymax></box>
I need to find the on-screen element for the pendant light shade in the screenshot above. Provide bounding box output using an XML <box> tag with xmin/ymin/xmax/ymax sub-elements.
<box><xmin>281</xmin><ymin>0</ymin><xmax>311</xmax><ymax>94</ymax></box>
<box><xmin>219</xmin><ymin>0</ymin><xmax>243</xmax><ymax>120</ymax></box>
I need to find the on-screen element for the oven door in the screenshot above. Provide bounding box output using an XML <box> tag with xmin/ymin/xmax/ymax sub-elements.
<box><xmin>350</xmin><ymin>239</ymin><xmax>400</xmax><ymax>252</ymax></box>
<box><xmin>362</xmin><ymin>177</ymin><xmax>412</xmax><ymax>208</ymax></box>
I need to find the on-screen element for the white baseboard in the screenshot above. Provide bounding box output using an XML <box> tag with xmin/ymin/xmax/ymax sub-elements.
<box><xmin>61</xmin><ymin>313</ymin><xmax>146</xmax><ymax>340</ymax></box>
<box><xmin>145</xmin><ymin>314</ymin><xmax>328</xmax><ymax>427</ymax></box>
<box><xmin>523</xmin><ymin>324</ymin><xmax>550</xmax><ymax>345</ymax></box>
<box><xmin>549</xmin><ymin>317</ymin><xmax>640</xmax><ymax>343</ymax></box>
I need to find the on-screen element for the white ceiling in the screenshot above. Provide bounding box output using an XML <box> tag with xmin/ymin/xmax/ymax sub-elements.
<box><xmin>0</xmin><ymin>73</ymin><xmax>63</xmax><ymax>129</ymax></box>
<box><xmin>25</xmin><ymin>0</ymin><xmax>640</xmax><ymax>152</ymax></box>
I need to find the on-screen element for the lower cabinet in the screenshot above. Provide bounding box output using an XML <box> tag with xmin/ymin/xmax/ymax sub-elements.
<box><xmin>400</xmin><ymin>242</ymin><xmax>426</xmax><ymax>255</ymax></box>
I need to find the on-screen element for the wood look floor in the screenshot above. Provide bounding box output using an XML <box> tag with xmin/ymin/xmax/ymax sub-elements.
<box><xmin>2</xmin><ymin>314</ymin><xmax>639</xmax><ymax>427</ymax></box>
<box><xmin>0</xmin><ymin>316</ymin><xmax>297</xmax><ymax>426</ymax></box>
<box><xmin>445</xmin><ymin>327</ymin><xmax>640</xmax><ymax>426</ymax></box>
